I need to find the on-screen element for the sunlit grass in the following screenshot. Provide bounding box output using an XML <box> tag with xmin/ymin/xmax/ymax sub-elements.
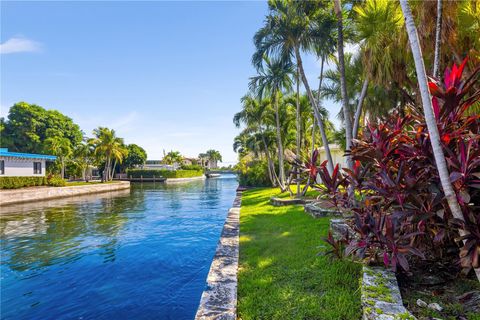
<box><xmin>238</xmin><ymin>187</ymin><xmax>362</xmax><ymax>320</ymax></box>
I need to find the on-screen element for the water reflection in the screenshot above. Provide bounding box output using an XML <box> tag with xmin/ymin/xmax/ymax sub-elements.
<box><xmin>0</xmin><ymin>176</ymin><xmax>237</xmax><ymax>320</ymax></box>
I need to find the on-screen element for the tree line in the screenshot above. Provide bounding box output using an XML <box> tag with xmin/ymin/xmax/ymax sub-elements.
<box><xmin>1</xmin><ymin>102</ymin><xmax>147</xmax><ymax>181</ymax></box>
<box><xmin>233</xmin><ymin>0</ymin><xmax>479</xmax><ymax>194</ymax></box>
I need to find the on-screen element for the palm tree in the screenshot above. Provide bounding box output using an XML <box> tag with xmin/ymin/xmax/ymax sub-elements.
<box><xmin>73</xmin><ymin>141</ymin><xmax>95</xmax><ymax>181</ymax></box>
<box><xmin>163</xmin><ymin>151</ymin><xmax>183</xmax><ymax>166</ymax></box>
<box><xmin>44</xmin><ymin>136</ymin><xmax>72</xmax><ymax>179</ymax></box>
<box><xmin>234</xmin><ymin>95</ymin><xmax>279</xmax><ymax>186</ymax></box>
<box><xmin>90</xmin><ymin>127</ymin><xmax>126</xmax><ymax>181</ymax></box>
<box><xmin>198</xmin><ymin>153</ymin><xmax>208</xmax><ymax>168</ymax></box>
<box><xmin>334</xmin><ymin>0</ymin><xmax>353</xmax><ymax>170</ymax></box>
<box><xmin>206</xmin><ymin>150</ymin><xmax>222</xmax><ymax>169</ymax></box>
<box><xmin>249</xmin><ymin>56</ymin><xmax>293</xmax><ymax>190</ymax></box>
<box><xmin>253</xmin><ymin>0</ymin><xmax>336</xmax><ymax>174</ymax></box>
<box><xmin>399</xmin><ymin>0</ymin><xmax>479</xmax><ymax>282</ymax></box>
<box><xmin>109</xmin><ymin>142</ymin><xmax>128</xmax><ymax>180</ymax></box>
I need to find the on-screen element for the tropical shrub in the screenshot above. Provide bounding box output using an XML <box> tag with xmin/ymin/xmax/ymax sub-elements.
<box><xmin>237</xmin><ymin>159</ymin><xmax>271</xmax><ymax>187</ymax></box>
<box><xmin>46</xmin><ymin>175</ymin><xmax>66</xmax><ymax>187</ymax></box>
<box><xmin>126</xmin><ymin>169</ymin><xmax>203</xmax><ymax>179</ymax></box>
<box><xmin>293</xmin><ymin>59</ymin><xmax>480</xmax><ymax>274</ymax></box>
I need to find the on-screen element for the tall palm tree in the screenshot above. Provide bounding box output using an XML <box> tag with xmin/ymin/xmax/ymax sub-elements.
<box><xmin>399</xmin><ymin>0</ymin><xmax>479</xmax><ymax>282</ymax></box>
<box><xmin>249</xmin><ymin>56</ymin><xmax>293</xmax><ymax>190</ymax></box>
<box><xmin>253</xmin><ymin>0</ymin><xmax>336</xmax><ymax>174</ymax></box>
<box><xmin>90</xmin><ymin>127</ymin><xmax>126</xmax><ymax>182</ymax></box>
<box><xmin>109</xmin><ymin>142</ymin><xmax>128</xmax><ymax>180</ymax></box>
<box><xmin>44</xmin><ymin>136</ymin><xmax>72</xmax><ymax>179</ymax></box>
<box><xmin>334</xmin><ymin>0</ymin><xmax>353</xmax><ymax>170</ymax></box>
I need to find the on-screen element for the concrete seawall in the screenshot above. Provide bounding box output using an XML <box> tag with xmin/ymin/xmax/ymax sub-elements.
<box><xmin>195</xmin><ymin>190</ymin><xmax>242</xmax><ymax>320</ymax></box>
<box><xmin>0</xmin><ymin>181</ymin><xmax>131</xmax><ymax>206</ymax></box>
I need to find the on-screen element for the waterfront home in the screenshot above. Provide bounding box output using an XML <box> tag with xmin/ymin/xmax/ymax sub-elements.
<box><xmin>0</xmin><ymin>148</ymin><xmax>57</xmax><ymax>177</ymax></box>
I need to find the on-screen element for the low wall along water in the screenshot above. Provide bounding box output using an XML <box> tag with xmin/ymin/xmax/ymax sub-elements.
<box><xmin>0</xmin><ymin>181</ymin><xmax>131</xmax><ymax>206</ymax></box>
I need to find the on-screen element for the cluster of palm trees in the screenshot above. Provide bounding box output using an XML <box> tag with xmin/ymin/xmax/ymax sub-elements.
<box><xmin>234</xmin><ymin>0</ymin><xmax>479</xmax><ymax>197</ymax></box>
<box><xmin>45</xmin><ymin>126</ymin><xmax>131</xmax><ymax>182</ymax></box>
<box><xmin>198</xmin><ymin>150</ymin><xmax>222</xmax><ymax>169</ymax></box>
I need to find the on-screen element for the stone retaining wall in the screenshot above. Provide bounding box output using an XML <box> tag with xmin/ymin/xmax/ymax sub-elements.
<box><xmin>195</xmin><ymin>190</ymin><xmax>242</xmax><ymax>320</ymax></box>
<box><xmin>0</xmin><ymin>181</ymin><xmax>131</xmax><ymax>206</ymax></box>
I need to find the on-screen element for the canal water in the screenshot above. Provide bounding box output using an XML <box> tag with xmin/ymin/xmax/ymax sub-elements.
<box><xmin>0</xmin><ymin>175</ymin><xmax>238</xmax><ymax>320</ymax></box>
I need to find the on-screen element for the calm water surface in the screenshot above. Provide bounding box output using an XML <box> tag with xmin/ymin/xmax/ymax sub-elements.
<box><xmin>0</xmin><ymin>175</ymin><xmax>238</xmax><ymax>320</ymax></box>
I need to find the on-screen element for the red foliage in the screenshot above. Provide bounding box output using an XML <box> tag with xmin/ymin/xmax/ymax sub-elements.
<box><xmin>293</xmin><ymin>58</ymin><xmax>480</xmax><ymax>274</ymax></box>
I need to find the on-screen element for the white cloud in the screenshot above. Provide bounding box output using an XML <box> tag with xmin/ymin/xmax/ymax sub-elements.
<box><xmin>0</xmin><ymin>37</ymin><xmax>43</xmax><ymax>54</ymax></box>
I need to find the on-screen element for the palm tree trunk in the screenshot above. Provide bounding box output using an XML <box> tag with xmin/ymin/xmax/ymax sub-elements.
<box><xmin>353</xmin><ymin>77</ymin><xmax>369</xmax><ymax>139</ymax></box>
<box><xmin>295</xmin><ymin>48</ymin><xmax>334</xmax><ymax>174</ymax></box>
<box><xmin>334</xmin><ymin>0</ymin><xmax>353</xmax><ymax>171</ymax></box>
<box><xmin>296</xmin><ymin>66</ymin><xmax>301</xmax><ymax>197</ymax></box>
<box><xmin>111</xmin><ymin>159</ymin><xmax>117</xmax><ymax>180</ymax></box>
<box><xmin>273</xmin><ymin>92</ymin><xmax>286</xmax><ymax>190</ymax></box>
<box><xmin>433</xmin><ymin>0</ymin><xmax>442</xmax><ymax>78</ymax></box>
<box><xmin>400</xmin><ymin>0</ymin><xmax>480</xmax><ymax>282</ymax></box>
<box><xmin>260</xmin><ymin>130</ymin><xmax>276</xmax><ymax>186</ymax></box>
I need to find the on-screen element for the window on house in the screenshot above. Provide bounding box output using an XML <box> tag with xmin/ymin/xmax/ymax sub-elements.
<box><xmin>34</xmin><ymin>162</ymin><xmax>42</xmax><ymax>174</ymax></box>
<box><xmin>0</xmin><ymin>160</ymin><xmax>4</xmax><ymax>175</ymax></box>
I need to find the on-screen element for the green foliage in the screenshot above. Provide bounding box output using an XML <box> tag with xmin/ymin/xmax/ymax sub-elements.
<box><xmin>180</xmin><ymin>164</ymin><xmax>203</xmax><ymax>171</ymax></box>
<box><xmin>126</xmin><ymin>169</ymin><xmax>203</xmax><ymax>179</ymax></box>
<box><xmin>123</xmin><ymin>144</ymin><xmax>147</xmax><ymax>169</ymax></box>
<box><xmin>237</xmin><ymin>160</ymin><xmax>271</xmax><ymax>187</ymax></box>
<box><xmin>1</xmin><ymin>102</ymin><xmax>82</xmax><ymax>154</ymax></box>
<box><xmin>162</xmin><ymin>150</ymin><xmax>183</xmax><ymax>165</ymax></box>
<box><xmin>0</xmin><ymin>175</ymin><xmax>66</xmax><ymax>189</ymax></box>
<box><xmin>45</xmin><ymin>175</ymin><xmax>66</xmax><ymax>187</ymax></box>
<box><xmin>0</xmin><ymin>177</ymin><xmax>46</xmax><ymax>189</ymax></box>
<box><xmin>238</xmin><ymin>187</ymin><xmax>362</xmax><ymax>319</ymax></box>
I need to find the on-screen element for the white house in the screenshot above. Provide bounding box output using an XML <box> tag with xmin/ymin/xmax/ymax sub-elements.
<box><xmin>0</xmin><ymin>148</ymin><xmax>57</xmax><ymax>177</ymax></box>
<box><xmin>318</xmin><ymin>144</ymin><xmax>347</xmax><ymax>168</ymax></box>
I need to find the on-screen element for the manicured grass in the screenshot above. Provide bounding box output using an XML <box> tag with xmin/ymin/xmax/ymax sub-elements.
<box><xmin>238</xmin><ymin>187</ymin><xmax>362</xmax><ymax>320</ymax></box>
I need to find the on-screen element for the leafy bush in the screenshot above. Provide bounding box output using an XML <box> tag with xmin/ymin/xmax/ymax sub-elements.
<box><xmin>46</xmin><ymin>175</ymin><xmax>66</xmax><ymax>187</ymax></box>
<box><xmin>292</xmin><ymin>59</ymin><xmax>480</xmax><ymax>274</ymax></box>
<box><xmin>126</xmin><ymin>169</ymin><xmax>203</xmax><ymax>179</ymax></box>
<box><xmin>0</xmin><ymin>176</ymin><xmax>46</xmax><ymax>189</ymax></box>
<box><xmin>237</xmin><ymin>160</ymin><xmax>271</xmax><ymax>187</ymax></box>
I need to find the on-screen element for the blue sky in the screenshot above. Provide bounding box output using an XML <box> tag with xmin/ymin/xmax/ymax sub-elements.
<box><xmin>1</xmin><ymin>1</ymin><xmax>342</xmax><ymax>165</ymax></box>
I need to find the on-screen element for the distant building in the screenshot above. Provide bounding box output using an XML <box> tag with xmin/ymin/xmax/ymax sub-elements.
<box><xmin>317</xmin><ymin>144</ymin><xmax>347</xmax><ymax>168</ymax></box>
<box><xmin>0</xmin><ymin>148</ymin><xmax>57</xmax><ymax>177</ymax></box>
<box><xmin>143</xmin><ymin>160</ymin><xmax>176</xmax><ymax>171</ymax></box>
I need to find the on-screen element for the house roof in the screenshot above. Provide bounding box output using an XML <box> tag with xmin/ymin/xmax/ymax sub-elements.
<box><xmin>0</xmin><ymin>148</ymin><xmax>57</xmax><ymax>161</ymax></box>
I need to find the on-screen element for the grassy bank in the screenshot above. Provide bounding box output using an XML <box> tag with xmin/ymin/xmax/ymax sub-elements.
<box><xmin>238</xmin><ymin>187</ymin><xmax>362</xmax><ymax>320</ymax></box>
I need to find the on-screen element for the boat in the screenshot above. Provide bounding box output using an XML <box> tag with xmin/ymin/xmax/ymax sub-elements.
<box><xmin>205</xmin><ymin>173</ymin><xmax>221</xmax><ymax>178</ymax></box>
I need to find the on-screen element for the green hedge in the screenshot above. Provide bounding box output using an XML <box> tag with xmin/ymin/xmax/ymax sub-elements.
<box><xmin>0</xmin><ymin>176</ymin><xmax>67</xmax><ymax>189</ymax></box>
<box><xmin>126</xmin><ymin>169</ymin><xmax>204</xmax><ymax>179</ymax></box>
<box><xmin>0</xmin><ymin>176</ymin><xmax>46</xmax><ymax>189</ymax></box>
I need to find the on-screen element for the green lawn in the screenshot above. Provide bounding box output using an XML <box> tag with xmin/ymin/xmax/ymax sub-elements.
<box><xmin>238</xmin><ymin>187</ymin><xmax>362</xmax><ymax>320</ymax></box>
